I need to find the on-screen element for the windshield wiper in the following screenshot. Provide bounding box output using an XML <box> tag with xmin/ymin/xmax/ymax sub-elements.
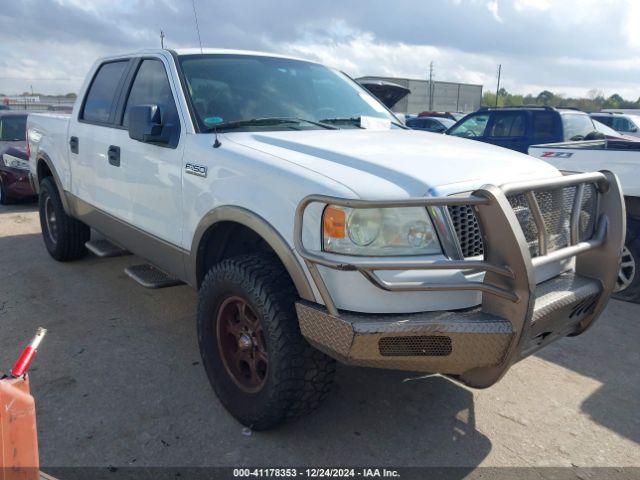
<box><xmin>319</xmin><ymin>116</ymin><xmax>407</xmax><ymax>129</ymax></box>
<box><xmin>203</xmin><ymin>117</ymin><xmax>337</xmax><ymax>132</ymax></box>
<box><xmin>319</xmin><ymin>117</ymin><xmax>363</xmax><ymax>128</ymax></box>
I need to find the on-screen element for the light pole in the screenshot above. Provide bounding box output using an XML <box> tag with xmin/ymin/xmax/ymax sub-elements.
<box><xmin>495</xmin><ymin>64</ymin><xmax>502</xmax><ymax>107</ymax></box>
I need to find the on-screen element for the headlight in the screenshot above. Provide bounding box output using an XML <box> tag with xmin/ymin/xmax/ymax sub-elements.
<box><xmin>322</xmin><ymin>205</ymin><xmax>441</xmax><ymax>256</ymax></box>
<box><xmin>2</xmin><ymin>154</ymin><xmax>30</xmax><ymax>171</ymax></box>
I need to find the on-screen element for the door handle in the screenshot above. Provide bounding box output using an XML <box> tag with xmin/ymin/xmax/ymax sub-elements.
<box><xmin>107</xmin><ymin>145</ymin><xmax>120</xmax><ymax>167</ymax></box>
<box><xmin>69</xmin><ymin>136</ymin><xmax>79</xmax><ymax>154</ymax></box>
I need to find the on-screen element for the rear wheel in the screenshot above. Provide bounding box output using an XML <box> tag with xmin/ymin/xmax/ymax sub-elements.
<box><xmin>613</xmin><ymin>220</ymin><xmax>640</xmax><ymax>303</ymax></box>
<box><xmin>38</xmin><ymin>177</ymin><xmax>90</xmax><ymax>261</ymax></box>
<box><xmin>197</xmin><ymin>253</ymin><xmax>335</xmax><ymax>430</ymax></box>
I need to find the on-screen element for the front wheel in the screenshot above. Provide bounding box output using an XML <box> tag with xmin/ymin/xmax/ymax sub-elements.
<box><xmin>197</xmin><ymin>254</ymin><xmax>335</xmax><ymax>430</ymax></box>
<box><xmin>38</xmin><ymin>177</ymin><xmax>90</xmax><ymax>261</ymax></box>
<box><xmin>613</xmin><ymin>219</ymin><xmax>640</xmax><ymax>303</ymax></box>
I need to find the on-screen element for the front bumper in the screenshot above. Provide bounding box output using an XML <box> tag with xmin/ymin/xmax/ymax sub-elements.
<box><xmin>293</xmin><ymin>171</ymin><xmax>625</xmax><ymax>388</ymax></box>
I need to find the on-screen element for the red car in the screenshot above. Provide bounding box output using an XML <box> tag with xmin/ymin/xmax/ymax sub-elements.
<box><xmin>0</xmin><ymin>111</ymin><xmax>36</xmax><ymax>204</ymax></box>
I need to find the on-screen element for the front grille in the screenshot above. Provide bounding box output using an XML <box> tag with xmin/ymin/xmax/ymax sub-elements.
<box><xmin>448</xmin><ymin>183</ymin><xmax>598</xmax><ymax>259</ymax></box>
<box><xmin>378</xmin><ymin>335</ymin><xmax>452</xmax><ymax>357</ymax></box>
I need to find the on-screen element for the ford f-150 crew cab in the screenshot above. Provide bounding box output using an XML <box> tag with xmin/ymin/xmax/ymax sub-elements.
<box><xmin>27</xmin><ymin>49</ymin><xmax>625</xmax><ymax>430</ymax></box>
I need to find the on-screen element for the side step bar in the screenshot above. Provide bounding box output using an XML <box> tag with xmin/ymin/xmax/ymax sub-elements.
<box><xmin>124</xmin><ymin>264</ymin><xmax>184</xmax><ymax>289</ymax></box>
<box><xmin>85</xmin><ymin>239</ymin><xmax>130</xmax><ymax>258</ymax></box>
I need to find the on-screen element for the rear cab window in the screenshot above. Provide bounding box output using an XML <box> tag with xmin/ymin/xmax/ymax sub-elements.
<box><xmin>81</xmin><ymin>60</ymin><xmax>129</xmax><ymax>124</ymax></box>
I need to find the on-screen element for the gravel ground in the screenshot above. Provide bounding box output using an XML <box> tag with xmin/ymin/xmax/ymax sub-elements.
<box><xmin>0</xmin><ymin>202</ymin><xmax>638</xmax><ymax>470</ymax></box>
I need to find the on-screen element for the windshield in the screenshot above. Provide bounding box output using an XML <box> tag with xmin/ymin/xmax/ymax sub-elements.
<box><xmin>561</xmin><ymin>113</ymin><xmax>595</xmax><ymax>141</ymax></box>
<box><xmin>178</xmin><ymin>54</ymin><xmax>399</xmax><ymax>132</ymax></box>
<box><xmin>0</xmin><ymin>115</ymin><xmax>27</xmax><ymax>141</ymax></box>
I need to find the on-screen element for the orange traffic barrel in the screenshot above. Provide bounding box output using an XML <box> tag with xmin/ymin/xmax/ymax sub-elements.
<box><xmin>0</xmin><ymin>328</ymin><xmax>46</xmax><ymax>480</ymax></box>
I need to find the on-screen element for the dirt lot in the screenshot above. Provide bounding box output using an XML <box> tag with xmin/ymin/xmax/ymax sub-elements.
<box><xmin>1</xmin><ymin>202</ymin><xmax>639</xmax><ymax>469</ymax></box>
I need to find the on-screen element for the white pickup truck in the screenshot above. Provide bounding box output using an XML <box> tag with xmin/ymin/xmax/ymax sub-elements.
<box><xmin>27</xmin><ymin>48</ymin><xmax>624</xmax><ymax>430</ymax></box>
<box><xmin>529</xmin><ymin>139</ymin><xmax>640</xmax><ymax>302</ymax></box>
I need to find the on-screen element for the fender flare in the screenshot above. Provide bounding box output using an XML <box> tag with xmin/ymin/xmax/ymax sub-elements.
<box><xmin>35</xmin><ymin>153</ymin><xmax>71</xmax><ymax>214</ymax></box>
<box><xmin>190</xmin><ymin>205</ymin><xmax>315</xmax><ymax>301</ymax></box>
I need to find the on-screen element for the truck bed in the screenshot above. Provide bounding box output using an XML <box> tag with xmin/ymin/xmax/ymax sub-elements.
<box><xmin>529</xmin><ymin>139</ymin><xmax>640</xmax><ymax>197</ymax></box>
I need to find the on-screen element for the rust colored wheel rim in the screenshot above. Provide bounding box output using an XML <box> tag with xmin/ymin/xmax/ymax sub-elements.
<box><xmin>216</xmin><ymin>296</ymin><xmax>268</xmax><ymax>393</ymax></box>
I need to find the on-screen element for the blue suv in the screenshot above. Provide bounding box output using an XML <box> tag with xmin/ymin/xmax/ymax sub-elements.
<box><xmin>446</xmin><ymin>106</ymin><xmax>600</xmax><ymax>153</ymax></box>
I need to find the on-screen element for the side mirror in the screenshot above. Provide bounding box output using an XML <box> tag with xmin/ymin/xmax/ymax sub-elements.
<box><xmin>128</xmin><ymin>104</ymin><xmax>169</xmax><ymax>144</ymax></box>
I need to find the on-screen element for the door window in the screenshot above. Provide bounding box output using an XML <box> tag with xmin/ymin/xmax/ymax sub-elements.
<box><xmin>447</xmin><ymin>114</ymin><xmax>489</xmax><ymax>138</ymax></box>
<box><xmin>532</xmin><ymin>111</ymin><xmax>555</xmax><ymax>139</ymax></box>
<box><xmin>122</xmin><ymin>59</ymin><xmax>179</xmax><ymax>128</ymax></box>
<box><xmin>488</xmin><ymin>112</ymin><xmax>526</xmax><ymax>137</ymax></box>
<box><xmin>81</xmin><ymin>61</ymin><xmax>129</xmax><ymax>124</ymax></box>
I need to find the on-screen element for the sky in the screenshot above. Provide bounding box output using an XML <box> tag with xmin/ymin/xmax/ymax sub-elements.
<box><xmin>0</xmin><ymin>0</ymin><xmax>639</xmax><ymax>99</ymax></box>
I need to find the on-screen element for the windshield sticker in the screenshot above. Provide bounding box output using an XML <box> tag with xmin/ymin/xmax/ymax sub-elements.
<box><xmin>204</xmin><ymin>116</ymin><xmax>224</xmax><ymax>126</ymax></box>
<box><xmin>360</xmin><ymin>116</ymin><xmax>392</xmax><ymax>130</ymax></box>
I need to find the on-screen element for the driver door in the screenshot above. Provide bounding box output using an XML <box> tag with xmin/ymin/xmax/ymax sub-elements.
<box><xmin>108</xmin><ymin>57</ymin><xmax>185</xmax><ymax>246</ymax></box>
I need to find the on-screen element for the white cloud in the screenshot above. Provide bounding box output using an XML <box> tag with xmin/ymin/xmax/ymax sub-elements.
<box><xmin>486</xmin><ymin>0</ymin><xmax>503</xmax><ymax>22</ymax></box>
<box><xmin>1</xmin><ymin>0</ymin><xmax>639</xmax><ymax>100</ymax></box>
<box><xmin>623</xmin><ymin>0</ymin><xmax>640</xmax><ymax>49</ymax></box>
<box><xmin>513</xmin><ymin>0</ymin><xmax>551</xmax><ymax>11</ymax></box>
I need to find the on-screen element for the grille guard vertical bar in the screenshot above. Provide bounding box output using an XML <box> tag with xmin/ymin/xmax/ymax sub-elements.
<box><xmin>524</xmin><ymin>191</ymin><xmax>548</xmax><ymax>256</ymax></box>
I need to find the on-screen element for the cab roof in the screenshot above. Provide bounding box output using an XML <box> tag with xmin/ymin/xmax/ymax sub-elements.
<box><xmin>101</xmin><ymin>48</ymin><xmax>318</xmax><ymax>65</ymax></box>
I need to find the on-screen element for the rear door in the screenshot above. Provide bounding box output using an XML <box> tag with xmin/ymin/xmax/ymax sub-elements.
<box><xmin>109</xmin><ymin>56</ymin><xmax>185</xmax><ymax>246</ymax></box>
<box><xmin>70</xmin><ymin>59</ymin><xmax>131</xmax><ymax>208</ymax></box>
<box><xmin>484</xmin><ymin>111</ymin><xmax>529</xmax><ymax>152</ymax></box>
<box><xmin>531</xmin><ymin>110</ymin><xmax>560</xmax><ymax>145</ymax></box>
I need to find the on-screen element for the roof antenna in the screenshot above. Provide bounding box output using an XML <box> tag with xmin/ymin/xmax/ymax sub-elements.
<box><xmin>213</xmin><ymin>127</ymin><xmax>222</xmax><ymax>148</ymax></box>
<box><xmin>191</xmin><ymin>0</ymin><xmax>203</xmax><ymax>54</ymax></box>
<box><xmin>160</xmin><ymin>29</ymin><xmax>165</xmax><ymax>49</ymax></box>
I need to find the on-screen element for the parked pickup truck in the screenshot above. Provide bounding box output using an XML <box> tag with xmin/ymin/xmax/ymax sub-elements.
<box><xmin>529</xmin><ymin>139</ymin><xmax>640</xmax><ymax>302</ymax></box>
<box><xmin>27</xmin><ymin>49</ymin><xmax>624</xmax><ymax>430</ymax></box>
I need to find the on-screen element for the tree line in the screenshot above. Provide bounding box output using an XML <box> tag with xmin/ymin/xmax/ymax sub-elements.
<box><xmin>482</xmin><ymin>89</ymin><xmax>640</xmax><ymax>112</ymax></box>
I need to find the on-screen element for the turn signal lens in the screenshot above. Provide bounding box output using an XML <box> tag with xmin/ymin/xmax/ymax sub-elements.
<box><xmin>323</xmin><ymin>205</ymin><xmax>346</xmax><ymax>239</ymax></box>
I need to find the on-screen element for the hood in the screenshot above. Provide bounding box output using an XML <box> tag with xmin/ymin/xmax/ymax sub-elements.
<box><xmin>357</xmin><ymin>80</ymin><xmax>410</xmax><ymax>109</ymax></box>
<box><xmin>227</xmin><ymin>129</ymin><xmax>560</xmax><ymax>198</ymax></box>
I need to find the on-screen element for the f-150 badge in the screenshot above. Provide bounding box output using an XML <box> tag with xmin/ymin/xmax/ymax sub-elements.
<box><xmin>185</xmin><ymin>163</ymin><xmax>207</xmax><ymax>177</ymax></box>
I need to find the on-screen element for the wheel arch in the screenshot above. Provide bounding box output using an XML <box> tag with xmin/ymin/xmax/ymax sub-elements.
<box><xmin>190</xmin><ymin>206</ymin><xmax>315</xmax><ymax>301</ymax></box>
<box><xmin>36</xmin><ymin>153</ymin><xmax>70</xmax><ymax>214</ymax></box>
